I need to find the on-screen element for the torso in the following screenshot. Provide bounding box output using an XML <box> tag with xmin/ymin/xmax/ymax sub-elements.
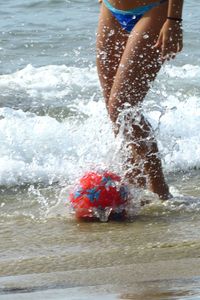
<box><xmin>108</xmin><ymin>0</ymin><xmax>161</xmax><ymax>10</ymax></box>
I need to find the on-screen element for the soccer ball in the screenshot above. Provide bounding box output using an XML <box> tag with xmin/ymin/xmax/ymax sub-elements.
<box><xmin>68</xmin><ymin>170</ymin><xmax>129</xmax><ymax>221</ymax></box>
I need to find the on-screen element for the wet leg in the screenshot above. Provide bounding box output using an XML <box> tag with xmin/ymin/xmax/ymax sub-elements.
<box><xmin>96</xmin><ymin>4</ymin><xmax>146</xmax><ymax>187</ymax></box>
<box><xmin>96</xmin><ymin>4</ymin><xmax>128</xmax><ymax>107</ymax></box>
<box><xmin>107</xmin><ymin>3</ymin><xmax>171</xmax><ymax>199</ymax></box>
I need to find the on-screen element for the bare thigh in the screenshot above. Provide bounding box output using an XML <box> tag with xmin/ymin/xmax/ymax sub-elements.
<box><xmin>96</xmin><ymin>4</ymin><xmax>129</xmax><ymax>107</ymax></box>
<box><xmin>108</xmin><ymin>1</ymin><xmax>168</xmax><ymax>122</ymax></box>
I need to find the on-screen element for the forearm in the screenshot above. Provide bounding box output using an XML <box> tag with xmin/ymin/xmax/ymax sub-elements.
<box><xmin>167</xmin><ymin>0</ymin><xmax>184</xmax><ymax>19</ymax></box>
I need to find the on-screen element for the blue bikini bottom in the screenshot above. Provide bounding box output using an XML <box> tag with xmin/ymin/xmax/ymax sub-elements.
<box><xmin>103</xmin><ymin>0</ymin><xmax>167</xmax><ymax>33</ymax></box>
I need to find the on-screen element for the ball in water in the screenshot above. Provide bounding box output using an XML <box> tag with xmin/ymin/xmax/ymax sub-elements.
<box><xmin>69</xmin><ymin>170</ymin><xmax>129</xmax><ymax>221</ymax></box>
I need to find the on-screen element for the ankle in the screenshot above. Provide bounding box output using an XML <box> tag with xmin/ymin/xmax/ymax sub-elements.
<box><xmin>148</xmin><ymin>178</ymin><xmax>172</xmax><ymax>200</ymax></box>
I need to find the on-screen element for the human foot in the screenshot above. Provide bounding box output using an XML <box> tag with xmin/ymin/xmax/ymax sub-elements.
<box><xmin>149</xmin><ymin>181</ymin><xmax>172</xmax><ymax>200</ymax></box>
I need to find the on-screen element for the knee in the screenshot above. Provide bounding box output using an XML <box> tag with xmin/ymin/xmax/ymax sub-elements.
<box><xmin>107</xmin><ymin>88</ymin><xmax>130</xmax><ymax>123</ymax></box>
<box><xmin>108</xmin><ymin>101</ymin><xmax>119</xmax><ymax>123</ymax></box>
<box><xmin>109</xmin><ymin>106</ymin><xmax>152</xmax><ymax>141</ymax></box>
<box><xmin>107</xmin><ymin>101</ymin><xmax>137</xmax><ymax>131</ymax></box>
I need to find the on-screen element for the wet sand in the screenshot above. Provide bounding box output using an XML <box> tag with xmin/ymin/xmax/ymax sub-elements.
<box><xmin>1</xmin><ymin>259</ymin><xmax>200</xmax><ymax>299</ymax></box>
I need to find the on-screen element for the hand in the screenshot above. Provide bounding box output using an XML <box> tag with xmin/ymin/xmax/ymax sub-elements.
<box><xmin>153</xmin><ymin>19</ymin><xmax>183</xmax><ymax>60</ymax></box>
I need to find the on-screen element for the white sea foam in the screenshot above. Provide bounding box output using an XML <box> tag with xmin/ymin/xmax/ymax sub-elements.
<box><xmin>0</xmin><ymin>104</ymin><xmax>115</xmax><ymax>186</ymax></box>
<box><xmin>1</xmin><ymin>64</ymin><xmax>199</xmax><ymax>99</ymax></box>
<box><xmin>0</xmin><ymin>63</ymin><xmax>200</xmax><ymax>186</ymax></box>
<box><xmin>164</xmin><ymin>64</ymin><xmax>200</xmax><ymax>79</ymax></box>
<box><xmin>0</xmin><ymin>64</ymin><xmax>98</xmax><ymax>103</ymax></box>
<box><xmin>148</xmin><ymin>95</ymin><xmax>200</xmax><ymax>171</ymax></box>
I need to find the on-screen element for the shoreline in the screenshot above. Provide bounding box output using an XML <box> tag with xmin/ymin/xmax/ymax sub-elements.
<box><xmin>1</xmin><ymin>257</ymin><xmax>200</xmax><ymax>298</ymax></box>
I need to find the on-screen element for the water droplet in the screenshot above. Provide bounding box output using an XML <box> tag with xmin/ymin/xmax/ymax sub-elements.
<box><xmin>143</xmin><ymin>34</ymin><xmax>149</xmax><ymax>39</ymax></box>
<box><xmin>92</xmin><ymin>207</ymin><xmax>112</xmax><ymax>222</ymax></box>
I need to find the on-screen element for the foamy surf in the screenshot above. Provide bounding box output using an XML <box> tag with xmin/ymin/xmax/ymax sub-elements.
<box><xmin>0</xmin><ymin>63</ymin><xmax>200</xmax><ymax>187</ymax></box>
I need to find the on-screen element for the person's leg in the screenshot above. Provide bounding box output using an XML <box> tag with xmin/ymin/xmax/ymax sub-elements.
<box><xmin>107</xmin><ymin>2</ymin><xmax>171</xmax><ymax>199</ymax></box>
<box><xmin>96</xmin><ymin>3</ymin><xmax>129</xmax><ymax>107</ymax></box>
<box><xmin>96</xmin><ymin>4</ymin><xmax>146</xmax><ymax>187</ymax></box>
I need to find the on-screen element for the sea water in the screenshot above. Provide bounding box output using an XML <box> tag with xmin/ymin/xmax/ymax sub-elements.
<box><xmin>0</xmin><ymin>0</ymin><xmax>200</xmax><ymax>299</ymax></box>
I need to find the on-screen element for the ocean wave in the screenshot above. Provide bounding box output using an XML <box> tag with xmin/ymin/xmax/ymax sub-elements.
<box><xmin>0</xmin><ymin>64</ymin><xmax>99</xmax><ymax>105</ymax></box>
<box><xmin>164</xmin><ymin>64</ymin><xmax>200</xmax><ymax>79</ymax></box>
<box><xmin>0</xmin><ymin>63</ymin><xmax>200</xmax><ymax>186</ymax></box>
<box><xmin>0</xmin><ymin>105</ymin><xmax>115</xmax><ymax>186</ymax></box>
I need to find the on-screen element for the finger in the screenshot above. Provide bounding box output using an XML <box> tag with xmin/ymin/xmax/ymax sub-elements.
<box><xmin>153</xmin><ymin>35</ymin><xmax>162</xmax><ymax>49</ymax></box>
<box><xmin>163</xmin><ymin>50</ymin><xmax>176</xmax><ymax>60</ymax></box>
<box><xmin>161</xmin><ymin>40</ymin><xmax>168</xmax><ymax>58</ymax></box>
<box><xmin>177</xmin><ymin>41</ymin><xmax>183</xmax><ymax>52</ymax></box>
<box><xmin>167</xmin><ymin>52</ymin><xmax>176</xmax><ymax>60</ymax></box>
<box><xmin>166</xmin><ymin>54</ymin><xmax>171</xmax><ymax>61</ymax></box>
<box><xmin>167</xmin><ymin>40</ymin><xmax>178</xmax><ymax>53</ymax></box>
<box><xmin>169</xmin><ymin>43</ymin><xmax>181</xmax><ymax>55</ymax></box>
<box><xmin>170</xmin><ymin>45</ymin><xmax>179</xmax><ymax>54</ymax></box>
<box><xmin>162</xmin><ymin>49</ymin><xmax>172</xmax><ymax>60</ymax></box>
<box><xmin>171</xmin><ymin>53</ymin><xmax>176</xmax><ymax>59</ymax></box>
<box><xmin>163</xmin><ymin>42</ymin><xmax>179</xmax><ymax>59</ymax></box>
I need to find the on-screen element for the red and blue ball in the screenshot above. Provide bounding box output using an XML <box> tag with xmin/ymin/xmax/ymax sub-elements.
<box><xmin>69</xmin><ymin>170</ymin><xmax>129</xmax><ymax>220</ymax></box>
